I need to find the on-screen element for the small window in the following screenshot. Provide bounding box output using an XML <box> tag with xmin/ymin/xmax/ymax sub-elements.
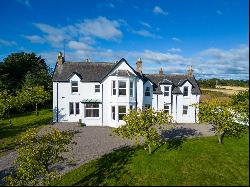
<box><xmin>145</xmin><ymin>104</ymin><xmax>151</xmax><ymax>109</ymax></box>
<box><xmin>145</xmin><ymin>87</ymin><xmax>150</xmax><ymax>96</ymax></box>
<box><xmin>183</xmin><ymin>105</ymin><xmax>188</xmax><ymax>115</ymax></box>
<box><xmin>112</xmin><ymin>106</ymin><xmax>115</xmax><ymax>120</ymax></box>
<box><xmin>112</xmin><ymin>80</ymin><xmax>116</xmax><ymax>95</ymax></box>
<box><xmin>71</xmin><ymin>81</ymin><xmax>78</xmax><ymax>93</ymax></box>
<box><xmin>164</xmin><ymin>86</ymin><xmax>169</xmax><ymax>96</ymax></box>
<box><xmin>130</xmin><ymin>81</ymin><xmax>133</xmax><ymax>97</ymax></box>
<box><xmin>95</xmin><ymin>85</ymin><xmax>100</xmax><ymax>93</ymax></box>
<box><xmin>183</xmin><ymin>86</ymin><xmax>188</xmax><ymax>96</ymax></box>
<box><xmin>119</xmin><ymin>81</ymin><xmax>126</xmax><ymax>96</ymax></box>
<box><xmin>85</xmin><ymin>103</ymin><xmax>99</xmax><ymax>117</ymax></box>
<box><xmin>75</xmin><ymin>102</ymin><xmax>80</xmax><ymax>115</ymax></box>
<box><xmin>118</xmin><ymin>106</ymin><xmax>126</xmax><ymax>120</ymax></box>
<box><xmin>164</xmin><ymin>104</ymin><xmax>169</xmax><ymax>114</ymax></box>
<box><xmin>69</xmin><ymin>102</ymin><xmax>74</xmax><ymax>115</ymax></box>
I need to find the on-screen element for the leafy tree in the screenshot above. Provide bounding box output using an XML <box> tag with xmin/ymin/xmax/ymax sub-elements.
<box><xmin>5</xmin><ymin>127</ymin><xmax>75</xmax><ymax>186</ymax></box>
<box><xmin>231</xmin><ymin>90</ymin><xmax>249</xmax><ymax>125</ymax></box>
<box><xmin>0</xmin><ymin>52</ymin><xmax>50</xmax><ymax>92</ymax></box>
<box><xmin>113</xmin><ymin>108</ymin><xmax>172</xmax><ymax>154</ymax></box>
<box><xmin>0</xmin><ymin>90</ymin><xmax>15</xmax><ymax>119</ymax></box>
<box><xmin>18</xmin><ymin>86</ymin><xmax>51</xmax><ymax>115</ymax></box>
<box><xmin>196</xmin><ymin>97</ymin><xmax>247</xmax><ymax>144</ymax></box>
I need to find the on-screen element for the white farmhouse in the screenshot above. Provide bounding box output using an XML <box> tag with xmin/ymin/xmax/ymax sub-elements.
<box><xmin>53</xmin><ymin>52</ymin><xmax>201</xmax><ymax>127</ymax></box>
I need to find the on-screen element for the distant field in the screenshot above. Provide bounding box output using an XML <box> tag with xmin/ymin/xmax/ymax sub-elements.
<box><xmin>201</xmin><ymin>86</ymin><xmax>248</xmax><ymax>96</ymax></box>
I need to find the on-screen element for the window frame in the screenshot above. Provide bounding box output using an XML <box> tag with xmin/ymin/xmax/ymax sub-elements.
<box><xmin>71</xmin><ymin>81</ymin><xmax>78</xmax><ymax>93</ymax></box>
<box><xmin>95</xmin><ymin>85</ymin><xmax>100</xmax><ymax>93</ymax></box>
<box><xmin>183</xmin><ymin>86</ymin><xmax>188</xmax><ymax>96</ymax></box>
<box><xmin>75</xmin><ymin>102</ymin><xmax>80</xmax><ymax>115</ymax></box>
<box><xmin>164</xmin><ymin>86</ymin><xmax>170</xmax><ymax>96</ymax></box>
<box><xmin>85</xmin><ymin>103</ymin><xmax>100</xmax><ymax>118</ymax></box>
<box><xmin>145</xmin><ymin>87</ymin><xmax>150</xmax><ymax>96</ymax></box>
<box><xmin>118</xmin><ymin>81</ymin><xmax>126</xmax><ymax>96</ymax></box>
<box><xmin>164</xmin><ymin>104</ymin><xmax>170</xmax><ymax>114</ymax></box>
<box><xmin>118</xmin><ymin>106</ymin><xmax>126</xmax><ymax>121</ymax></box>
<box><xmin>112</xmin><ymin>106</ymin><xmax>115</xmax><ymax>120</ymax></box>
<box><xmin>129</xmin><ymin>81</ymin><xmax>133</xmax><ymax>97</ymax></box>
<box><xmin>69</xmin><ymin>102</ymin><xmax>74</xmax><ymax>115</ymax></box>
<box><xmin>112</xmin><ymin>80</ymin><xmax>116</xmax><ymax>96</ymax></box>
<box><xmin>183</xmin><ymin>105</ymin><xmax>188</xmax><ymax>115</ymax></box>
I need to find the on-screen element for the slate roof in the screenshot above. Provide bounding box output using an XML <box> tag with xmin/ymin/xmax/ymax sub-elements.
<box><xmin>52</xmin><ymin>62</ymin><xmax>115</xmax><ymax>82</ymax></box>
<box><xmin>144</xmin><ymin>74</ymin><xmax>201</xmax><ymax>95</ymax></box>
<box><xmin>52</xmin><ymin>59</ymin><xmax>201</xmax><ymax>95</ymax></box>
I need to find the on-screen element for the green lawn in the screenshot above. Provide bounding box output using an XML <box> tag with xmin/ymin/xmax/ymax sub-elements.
<box><xmin>0</xmin><ymin>109</ymin><xmax>52</xmax><ymax>156</ymax></box>
<box><xmin>54</xmin><ymin>134</ymin><xmax>249</xmax><ymax>186</ymax></box>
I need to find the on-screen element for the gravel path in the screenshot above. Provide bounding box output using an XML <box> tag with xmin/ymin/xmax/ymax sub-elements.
<box><xmin>0</xmin><ymin>123</ymin><xmax>215</xmax><ymax>184</ymax></box>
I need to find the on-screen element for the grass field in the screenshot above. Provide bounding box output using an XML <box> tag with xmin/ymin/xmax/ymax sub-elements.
<box><xmin>0</xmin><ymin>109</ymin><xmax>52</xmax><ymax>156</ymax></box>
<box><xmin>54</xmin><ymin>133</ymin><xmax>249</xmax><ymax>186</ymax></box>
<box><xmin>201</xmin><ymin>86</ymin><xmax>248</xmax><ymax>96</ymax></box>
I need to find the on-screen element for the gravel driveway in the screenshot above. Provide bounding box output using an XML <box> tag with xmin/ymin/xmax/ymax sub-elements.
<box><xmin>0</xmin><ymin>123</ymin><xmax>215</xmax><ymax>184</ymax></box>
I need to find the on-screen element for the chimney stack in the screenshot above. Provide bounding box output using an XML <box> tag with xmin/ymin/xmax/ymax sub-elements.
<box><xmin>57</xmin><ymin>51</ymin><xmax>64</xmax><ymax>65</ymax></box>
<box><xmin>187</xmin><ymin>66</ymin><xmax>193</xmax><ymax>77</ymax></box>
<box><xmin>136</xmin><ymin>58</ymin><xmax>142</xmax><ymax>74</ymax></box>
<box><xmin>159</xmin><ymin>67</ymin><xmax>164</xmax><ymax>75</ymax></box>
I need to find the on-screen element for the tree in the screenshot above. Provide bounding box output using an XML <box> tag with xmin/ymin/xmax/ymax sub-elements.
<box><xmin>0</xmin><ymin>90</ymin><xmax>15</xmax><ymax>119</ymax></box>
<box><xmin>18</xmin><ymin>86</ymin><xmax>51</xmax><ymax>115</ymax></box>
<box><xmin>196</xmin><ymin>97</ymin><xmax>247</xmax><ymax>144</ymax></box>
<box><xmin>113</xmin><ymin>108</ymin><xmax>172</xmax><ymax>154</ymax></box>
<box><xmin>0</xmin><ymin>52</ymin><xmax>50</xmax><ymax>92</ymax></box>
<box><xmin>5</xmin><ymin>127</ymin><xmax>75</xmax><ymax>186</ymax></box>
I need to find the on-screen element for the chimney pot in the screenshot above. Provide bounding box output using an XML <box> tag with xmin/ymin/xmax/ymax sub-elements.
<box><xmin>136</xmin><ymin>57</ymin><xmax>142</xmax><ymax>74</ymax></box>
<box><xmin>187</xmin><ymin>66</ymin><xmax>193</xmax><ymax>77</ymax></box>
<box><xmin>57</xmin><ymin>51</ymin><xmax>64</xmax><ymax>65</ymax></box>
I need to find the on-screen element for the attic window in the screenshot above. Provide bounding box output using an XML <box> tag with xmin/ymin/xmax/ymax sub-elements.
<box><xmin>145</xmin><ymin>87</ymin><xmax>150</xmax><ymax>96</ymax></box>
<box><xmin>164</xmin><ymin>86</ymin><xmax>170</xmax><ymax>96</ymax></box>
<box><xmin>71</xmin><ymin>81</ymin><xmax>78</xmax><ymax>93</ymax></box>
<box><xmin>95</xmin><ymin>85</ymin><xmax>100</xmax><ymax>93</ymax></box>
<box><xmin>183</xmin><ymin>86</ymin><xmax>188</xmax><ymax>96</ymax></box>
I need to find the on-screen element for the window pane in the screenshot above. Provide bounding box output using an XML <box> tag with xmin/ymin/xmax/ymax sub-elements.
<box><xmin>165</xmin><ymin>86</ymin><xmax>169</xmax><ymax>91</ymax></box>
<box><xmin>72</xmin><ymin>87</ymin><xmax>78</xmax><ymax>93</ymax></box>
<box><xmin>112</xmin><ymin>81</ymin><xmax>116</xmax><ymax>88</ymax></box>
<box><xmin>69</xmin><ymin>103</ymin><xmax>74</xmax><ymax>115</ymax></box>
<box><xmin>146</xmin><ymin>87</ymin><xmax>150</xmax><ymax>91</ymax></box>
<box><xmin>72</xmin><ymin>81</ymin><xmax>78</xmax><ymax>86</ymax></box>
<box><xmin>85</xmin><ymin>109</ymin><xmax>99</xmax><ymax>117</ymax></box>
<box><xmin>119</xmin><ymin>89</ymin><xmax>126</xmax><ymax>95</ymax></box>
<box><xmin>119</xmin><ymin>81</ymin><xmax>126</xmax><ymax>88</ymax></box>
<box><xmin>164</xmin><ymin>92</ymin><xmax>169</xmax><ymax>96</ymax></box>
<box><xmin>184</xmin><ymin>87</ymin><xmax>188</xmax><ymax>96</ymax></box>
<box><xmin>119</xmin><ymin>114</ymin><xmax>125</xmax><ymax>120</ymax></box>
<box><xmin>113</xmin><ymin>89</ymin><xmax>116</xmax><ymax>95</ymax></box>
<box><xmin>85</xmin><ymin>103</ymin><xmax>99</xmax><ymax>108</ymax></box>
<box><xmin>75</xmin><ymin>103</ymin><xmax>80</xmax><ymax>114</ymax></box>
<box><xmin>119</xmin><ymin>106</ymin><xmax>126</xmax><ymax>113</ymax></box>
<box><xmin>112</xmin><ymin>106</ymin><xmax>115</xmax><ymax>120</ymax></box>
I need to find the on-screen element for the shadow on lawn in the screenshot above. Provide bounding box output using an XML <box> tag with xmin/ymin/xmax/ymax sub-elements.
<box><xmin>75</xmin><ymin>146</ymin><xmax>135</xmax><ymax>186</ymax></box>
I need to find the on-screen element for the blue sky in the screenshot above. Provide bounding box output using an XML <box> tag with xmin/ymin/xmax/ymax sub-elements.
<box><xmin>0</xmin><ymin>0</ymin><xmax>249</xmax><ymax>80</ymax></box>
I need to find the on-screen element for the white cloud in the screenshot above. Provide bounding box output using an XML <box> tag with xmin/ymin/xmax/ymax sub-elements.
<box><xmin>172</xmin><ymin>37</ymin><xmax>182</xmax><ymax>42</ymax></box>
<box><xmin>139</xmin><ymin>21</ymin><xmax>152</xmax><ymax>28</ymax></box>
<box><xmin>16</xmin><ymin>0</ymin><xmax>31</xmax><ymax>8</ymax></box>
<box><xmin>167</xmin><ymin>48</ymin><xmax>182</xmax><ymax>53</ymax></box>
<box><xmin>77</xmin><ymin>16</ymin><xmax>122</xmax><ymax>41</ymax></box>
<box><xmin>216</xmin><ymin>10</ymin><xmax>223</xmax><ymax>15</ymax></box>
<box><xmin>132</xmin><ymin>29</ymin><xmax>162</xmax><ymax>39</ymax></box>
<box><xmin>0</xmin><ymin>38</ymin><xmax>17</xmax><ymax>47</ymax></box>
<box><xmin>68</xmin><ymin>41</ymin><xmax>92</xmax><ymax>51</ymax></box>
<box><xmin>153</xmin><ymin>6</ymin><xmax>168</xmax><ymax>16</ymax></box>
<box><xmin>22</xmin><ymin>35</ymin><xmax>45</xmax><ymax>44</ymax></box>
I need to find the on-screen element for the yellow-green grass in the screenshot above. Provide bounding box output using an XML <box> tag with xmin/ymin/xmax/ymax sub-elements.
<box><xmin>0</xmin><ymin>109</ymin><xmax>52</xmax><ymax>156</ymax></box>
<box><xmin>53</xmin><ymin>133</ymin><xmax>249</xmax><ymax>186</ymax></box>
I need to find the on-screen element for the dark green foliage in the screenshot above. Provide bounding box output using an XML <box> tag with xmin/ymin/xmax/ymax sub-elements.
<box><xmin>198</xmin><ymin>78</ymin><xmax>249</xmax><ymax>88</ymax></box>
<box><xmin>5</xmin><ymin>127</ymin><xmax>75</xmax><ymax>186</ymax></box>
<box><xmin>0</xmin><ymin>52</ymin><xmax>51</xmax><ymax>92</ymax></box>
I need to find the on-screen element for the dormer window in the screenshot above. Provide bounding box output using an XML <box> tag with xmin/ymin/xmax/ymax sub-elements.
<box><xmin>145</xmin><ymin>87</ymin><xmax>150</xmax><ymax>96</ymax></box>
<box><xmin>183</xmin><ymin>86</ymin><xmax>188</xmax><ymax>96</ymax></box>
<box><xmin>164</xmin><ymin>86</ymin><xmax>170</xmax><ymax>96</ymax></box>
<box><xmin>95</xmin><ymin>85</ymin><xmax>100</xmax><ymax>93</ymax></box>
<box><xmin>71</xmin><ymin>81</ymin><xmax>78</xmax><ymax>93</ymax></box>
